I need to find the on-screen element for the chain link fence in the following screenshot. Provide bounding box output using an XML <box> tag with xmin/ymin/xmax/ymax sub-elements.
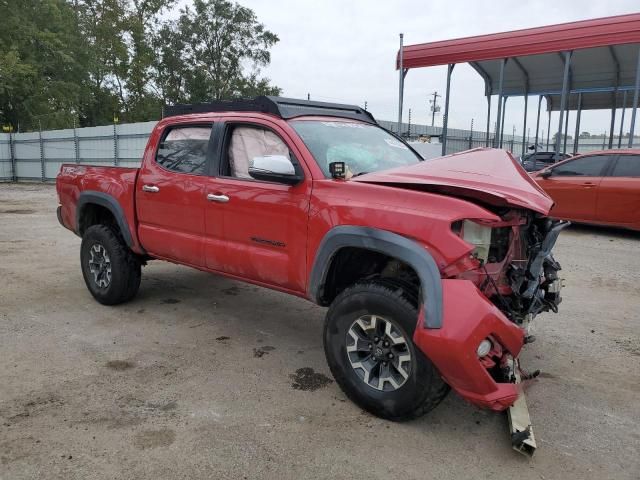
<box><xmin>1</xmin><ymin>119</ymin><xmax>638</xmax><ymax>182</ymax></box>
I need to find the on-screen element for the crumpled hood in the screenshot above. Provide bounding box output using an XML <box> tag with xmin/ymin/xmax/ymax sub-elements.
<box><xmin>352</xmin><ymin>148</ymin><xmax>553</xmax><ymax>215</ymax></box>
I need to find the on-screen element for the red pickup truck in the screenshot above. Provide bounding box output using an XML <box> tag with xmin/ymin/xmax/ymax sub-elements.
<box><xmin>57</xmin><ymin>96</ymin><xmax>565</xmax><ymax>453</ymax></box>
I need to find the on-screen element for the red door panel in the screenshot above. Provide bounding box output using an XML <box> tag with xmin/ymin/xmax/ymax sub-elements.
<box><xmin>539</xmin><ymin>176</ymin><xmax>601</xmax><ymax>221</ymax></box>
<box><xmin>207</xmin><ymin>177</ymin><xmax>310</xmax><ymax>291</ymax></box>
<box><xmin>596</xmin><ymin>177</ymin><xmax>640</xmax><ymax>225</ymax></box>
<box><xmin>137</xmin><ymin>168</ymin><xmax>208</xmax><ymax>266</ymax></box>
<box><xmin>596</xmin><ymin>155</ymin><xmax>640</xmax><ymax>226</ymax></box>
<box><xmin>537</xmin><ymin>154</ymin><xmax>611</xmax><ymax>222</ymax></box>
<box><xmin>204</xmin><ymin>117</ymin><xmax>312</xmax><ymax>293</ymax></box>
<box><xmin>136</xmin><ymin>124</ymin><xmax>216</xmax><ymax>267</ymax></box>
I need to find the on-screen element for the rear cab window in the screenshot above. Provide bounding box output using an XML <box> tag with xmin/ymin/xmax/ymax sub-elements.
<box><xmin>156</xmin><ymin>125</ymin><xmax>212</xmax><ymax>175</ymax></box>
<box><xmin>552</xmin><ymin>155</ymin><xmax>611</xmax><ymax>176</ymax></box>
<box><xmin>610</xmin><ymin>155</ymin><xmax>640</xmax><ymax>177</ymax></box>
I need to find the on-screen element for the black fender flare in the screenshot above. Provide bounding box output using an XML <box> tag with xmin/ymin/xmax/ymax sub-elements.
<box><xmin>308</xmin><ymin>226</ymin><xmax>443</xmax><ymax>329</ymax></box>
<box><xmin>76</xmin><ymin>191</ymin><xmax>134</xmax><ymax>248</ymax></box>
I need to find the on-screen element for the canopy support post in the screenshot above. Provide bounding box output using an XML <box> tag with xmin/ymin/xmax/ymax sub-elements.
<box><xmin>500</xmin><ymin>96</ymin><xmax>508</xmax><ymax>148</ymax></box>
<box><xmin>534</xmin><ymin>95</ymin><xmax>542</xmax><ymax>154</ymax></box>
<box><xmin>563</xmin><ymin>107</ymin><xmax>570</xmax><ymax>154</ymax></box>
<box><xmin>618</xmin><ymin>90</ymin><xmax>627</xmax><ymax>148</ymax></box>
<box><xmin>441</xmin><ymin>63</ymin><xmax>455</xmax><ymax>156</ymax></box>
<box><xmin>494</xmin><ymin>58</ymin><xmax>507</xmax><ymax>148</ymax></box>
<box><xmin>546</xmin><ymin>108</ymin><xmax>551</xmax><ymax>150</ymax></box>
<box><xmin>573</xmin><ymin>93</ymin><xmax>582</xmax><ymax>155</ymax></box>
<box><xmin>629</xmin><ymin>47</ymin><xmax>640</xmax><ymax>148</ymax></box>
<box><xmin>608</xmin><ymin>46</ymin><xmax>620</xmax><ymax>150</ymax></box>
<box><xmin>397</xmin><ymin>33</ymin><xmax>406</xmax><ymax>135</ymax></box>
<box><xmin>485</xmin><ymin>95</ymin><xmax>491</xmax><ymax>147</ymax></box>
<box><xmin>608</xmin><ymin>102</ymin><xmax>617</xmax><ymax>149</ymax></box>
<box><xmin>555</xmin><ymin>51</ymin><xmax>572</xmax><ymax>161</ymax></box>
<box><xmin>522</xmin><ymin>93</ymin><xmax>528</xmax><ymax>155</ymax></box>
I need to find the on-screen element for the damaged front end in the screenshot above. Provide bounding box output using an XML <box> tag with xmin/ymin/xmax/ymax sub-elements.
<box><xmin>451</xmin><ymin>212</ymin><xmax>568</xmax><ymax>326</ymax></box>
<box><xmin>413</xmin><ymin>210</ymin><xmax>568</xmax><ymax>455</ymax></box>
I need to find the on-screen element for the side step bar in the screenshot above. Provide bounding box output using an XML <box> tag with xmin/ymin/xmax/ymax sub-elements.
<box><xmin>507</xmin><ymin>359</ymin><xmax>537</xmax><ymax>457</ymax></box>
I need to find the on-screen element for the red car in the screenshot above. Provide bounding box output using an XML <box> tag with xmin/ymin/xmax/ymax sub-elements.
<box><xmin>533</xmin><ymin>150</ymin><xmax>640</xmax><ymax>231</ymax></box>
<box><xmin>56</xmin><ymin>97</ymin><xmax>565</xmax><ymax>454</ymax></box>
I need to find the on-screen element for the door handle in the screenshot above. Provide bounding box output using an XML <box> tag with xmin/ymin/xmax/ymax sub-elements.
<box><xmin>207</xmin><ymin>193</ymin><xmax>230</xmax><ymax>203</ymax></box>
<box><xmin>581</xmin><ymin>182</ymin><xmax>596</xmax><ymax>188</ymax></box>
<box><xmin>142</xmin><ymin>184</ymin><xmax>160</xmax><ymax>193</ymax></box>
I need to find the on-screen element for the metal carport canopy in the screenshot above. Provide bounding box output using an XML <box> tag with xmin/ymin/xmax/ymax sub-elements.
<box><xmin>396</xmin><ymin>13</ymin><xmax>640</xmax><ymax>155</ymax></box>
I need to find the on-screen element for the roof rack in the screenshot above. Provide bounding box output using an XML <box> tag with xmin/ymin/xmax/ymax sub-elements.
<box><xmin>163</xmin><ymin>96</ymin><xmax>376</xmax><ymax>124</ymax></box>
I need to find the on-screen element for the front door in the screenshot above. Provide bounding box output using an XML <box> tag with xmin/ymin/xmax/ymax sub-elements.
<box><xmin>204</xmin><ymin>118</ymin><xmax>312</xmax><ymax>293</ymax></box>
<box><xmin>538</xmin><ymin>154</ymin><xmax>611</xmax><ymax>222</ymax></box>
<box><xmin>136</xmin><ymin>123</ymin><xmax>217</xmax><ymax>267</ymax></box>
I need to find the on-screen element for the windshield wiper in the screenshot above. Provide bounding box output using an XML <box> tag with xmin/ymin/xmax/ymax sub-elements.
<box><xmin>352</xmin><ymin>171</ymin><xmax>370</xmax><ymax>177</ymax></box>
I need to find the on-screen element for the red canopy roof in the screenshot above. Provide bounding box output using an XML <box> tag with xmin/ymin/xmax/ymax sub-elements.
<box><xmin>398</xmin><ymin>13</ymin><xmax>640</xmax><ymax>70</ymax></box>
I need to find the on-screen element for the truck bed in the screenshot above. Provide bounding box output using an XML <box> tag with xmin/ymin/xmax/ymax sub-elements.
<box><xmin>56</xmin><ymin>164</ymin><xmax>144</xmax><ymax>253</ymax></box>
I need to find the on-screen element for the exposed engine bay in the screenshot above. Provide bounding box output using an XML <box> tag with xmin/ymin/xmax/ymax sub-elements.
<box><xmin>453</xmin><ymin>211</ymin><xmax>568</xmax><ymax>327</ymax></box>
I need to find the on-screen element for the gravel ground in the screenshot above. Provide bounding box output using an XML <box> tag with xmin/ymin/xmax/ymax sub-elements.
<box><xmin>1</xmin><ymin>183</ymin><xmax>638</xmax><ymax>479</ymax></box>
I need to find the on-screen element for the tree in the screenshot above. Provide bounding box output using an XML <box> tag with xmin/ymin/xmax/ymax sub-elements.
<box><xmin>74</xmin><ymin>0</ymin><xmax>129</xmax><ymax>126</ymax></box>
<box><xmin>0</xmin><ymin>0</ymin><xmax>86</xmax><ymax>130</ymax></box>
<box><xmin>175</xmin><ymin>0</ymin><xmax>281</xmax><ymax>102</ymax></box>
<box><xmin>150</xmin><ymin>20</ymin><xmax>189</xmax><ymax>105</ymax></box>
<box><xmin>125</xmin><ymin>0</ymin><xmax>174</xmax><ymax>121</ymax></box>
<box><xmin>579</xmin><ymin>131</ymin><xmax>591</xmax><ymax>139</ymax></box>
<box><xmin>0</xmin><ymin>0</ymin><xmax>281</xmax><ymax>130</ymax></box>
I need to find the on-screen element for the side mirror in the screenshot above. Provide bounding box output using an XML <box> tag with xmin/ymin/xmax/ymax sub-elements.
<box><xmin>540</xmin><ymin>169</ymin><xmax>553</xmax><ymax>179</ymax></box>
<box><xmin>248</xmin><ymin>155</ymin><xmax>303</xmax><ymax>185</ymax></box>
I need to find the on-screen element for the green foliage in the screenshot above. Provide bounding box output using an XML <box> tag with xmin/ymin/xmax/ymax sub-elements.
<box><xmin>0</xmin><ymin>0</ymin><xmax>87</xmax><ymax>130</ymax></box>
<box><xmin>176</xmin><ymin>0</ymin><xmax>280</xmax><ymax>101</ymax></box>
<box><xmin>0</xmin><ymin>0</ymin><xmax>280</xmax><ymax>130</ymax></box>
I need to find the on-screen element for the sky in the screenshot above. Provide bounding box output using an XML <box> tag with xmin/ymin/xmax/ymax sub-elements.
<box><xmin>173</xmin><ymin>0</ymin><xmax>639</xmax><ymax>136</ymax></box>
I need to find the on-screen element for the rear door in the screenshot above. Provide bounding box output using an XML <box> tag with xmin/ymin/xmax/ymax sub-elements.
<box><xmin>538</xmin><ymin>154</ymin><xmax>612</xmax><ymax>222</ymax></box>
<box><xmin>595</xmin><ymin>154</ymin><xmax>640</xmax><ymax>226</ymax></box>
<box><xmin>136</xmin><ymin>123</ymin><xmax>218</xmax><ymax>267</ymax></box>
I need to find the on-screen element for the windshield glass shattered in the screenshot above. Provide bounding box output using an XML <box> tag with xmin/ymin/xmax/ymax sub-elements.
<box><xmin>291</xmin><ymin>120</ymin><xmax>422</xmax><ymax>177</ymax></box>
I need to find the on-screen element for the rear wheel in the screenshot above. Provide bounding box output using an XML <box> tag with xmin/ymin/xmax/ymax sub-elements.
<box><xmin>80</xmin><ymin>224</ymin><xmax>141</xmax><ymax>305</ymax></box>
<box><xmin>324</xmin><ymin>281</ymin><xmax>449</xmax><ymax>420</ymax></box>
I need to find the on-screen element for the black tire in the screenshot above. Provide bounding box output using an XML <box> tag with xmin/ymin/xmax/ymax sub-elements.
<box><xmin>80</xmin><ymin>224</ymin><xmax>141</xmax><ymax>305</ymax></box>
<box><xmin>324</xmin><ymin>281</ymin><xmax>449</xmax><ymax>421</ymax></box>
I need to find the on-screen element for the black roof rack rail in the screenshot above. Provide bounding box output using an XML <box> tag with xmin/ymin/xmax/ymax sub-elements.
<box><xmin>163</xmin><ymin>96</ymin><xmax>376</xmax><ymax>124</ymax></box>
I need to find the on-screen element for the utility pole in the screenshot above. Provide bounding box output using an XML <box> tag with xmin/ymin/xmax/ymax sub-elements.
<box><xmin>408</xmin><ymin>108</ymin><xmax>412</xmax><ymax>138</ymax></box>
<box><xmin>429</xmin><ymin>91</ymin><xmax>441</xmax><ymax>127</ymax></box>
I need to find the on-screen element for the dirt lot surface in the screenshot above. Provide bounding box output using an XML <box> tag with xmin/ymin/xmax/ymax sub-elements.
<box><xmin>1</xmin><ymin>183</ymin><xmax>638</xmax><ymax>479</ymax></box>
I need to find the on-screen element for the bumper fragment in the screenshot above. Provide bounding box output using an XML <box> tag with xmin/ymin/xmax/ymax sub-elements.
<box><xmin>508</xmin><ymin>358</ymin><xmax>537</xmax><ymax>456</ymax></box>
<box><xmin>413</xmin><ymin>279</ymin><xmax>525</xmax><ymax>411</ymax></box>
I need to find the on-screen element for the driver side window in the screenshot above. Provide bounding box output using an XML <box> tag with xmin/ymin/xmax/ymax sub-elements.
<box><xmin>224</xmin><ymin>125</ymin><xmax>291</xmax><ymax>179</ymax></box>
<box><xmin>552</xmin><ymin>155</ymin><xmax>610</xmax><ymax>177</ymax></box>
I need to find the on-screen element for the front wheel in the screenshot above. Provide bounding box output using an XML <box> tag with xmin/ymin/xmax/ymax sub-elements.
<box><xmin>80</xmin><ymin>224</ymin><xmax>141</xmax><ymax>305</ymax></box>
<box><xmin>323</xmin><ymin>282</ymin><xmax>449</xmax><ymax>420</ymax></box>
